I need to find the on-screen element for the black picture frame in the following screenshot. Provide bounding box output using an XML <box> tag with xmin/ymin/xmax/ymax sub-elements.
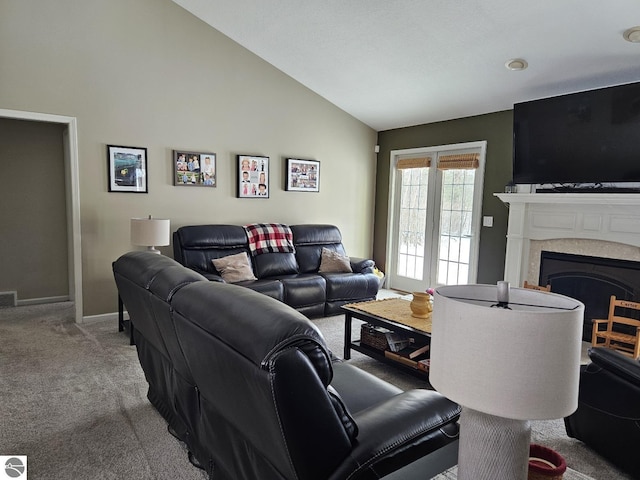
<box><xmin>173</xmin><ymin>150</ymin><xmax>217</xmax><ymax>187</ymax></box>
<box><xmin>237</xmin><ymin>154</ymin><xmax>269</xmax><ymax>198</ymax></box>
<box><xmin>107</xmin><ymin>145</ymin><xmax>148</xmax><ymax>193</ymax></box>
<box><xmin>285</xmin><ymin>158</ymin><xmax>320</xmax><ymax>192</ymax></box>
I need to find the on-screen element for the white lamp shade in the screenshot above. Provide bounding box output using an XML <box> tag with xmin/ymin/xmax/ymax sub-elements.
<box><xmin>130</xmin><ymin>217</ymin><xmax>170</xmax><ymax>248</ymax></box>
<box><xmin>429</xmin><ymin>284</ymin><xmax>584</xmax><ymax>420</ymax></box>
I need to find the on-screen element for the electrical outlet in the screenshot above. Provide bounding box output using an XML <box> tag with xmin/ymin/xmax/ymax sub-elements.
<box><xmin>483</xmin><ymin>216</ymin><xmax>493</xmax><ymax>227</ymax></box>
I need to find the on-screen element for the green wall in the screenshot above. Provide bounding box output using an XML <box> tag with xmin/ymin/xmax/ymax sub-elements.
<box><xmin>374</xmin><ymin>110</ymin><xmax>513</xmax><ymax>285</ymax></box>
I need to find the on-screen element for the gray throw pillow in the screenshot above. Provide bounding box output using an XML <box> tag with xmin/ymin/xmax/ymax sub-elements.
<box><xmin>212</xmin><ymin>252</ymin><xmax>257</xmax><ymax>283</ymax></box>
<box><xmin>318</xmin><ymin>247</ymin><xmax>352</xmax><ymax>273</ymax></box>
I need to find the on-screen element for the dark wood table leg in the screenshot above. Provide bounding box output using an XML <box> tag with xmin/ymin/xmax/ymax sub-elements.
<box><xmin>344</xmin><ymin>311</ymin><xmax>352</xmax><ymax>360</ymax></box>
<box><xmin>118</xmin><ymin>295</ymin><xmax>124</xmax><ymax>332</ymax></box>
<box><xmin>118</xmin><ymin>294</ymin><xmax>134</xmax><ymax>345</ymax></box>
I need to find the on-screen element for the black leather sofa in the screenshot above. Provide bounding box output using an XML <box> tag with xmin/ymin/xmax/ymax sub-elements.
<box><xmin>564</xmin><ymin>347</ymin><xmax>640</xmax><ymax>478</ymax></box>
<box><xmin>173</xmin><ymin>224</ymin><xmax>380</xmax><ymax>317</ymax></box>
<box><xmin>113</xmin><ymin>251</ymin><xmax>461</xmax><ymax>480</ymax></box>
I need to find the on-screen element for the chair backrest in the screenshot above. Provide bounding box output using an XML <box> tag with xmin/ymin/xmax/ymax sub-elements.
<box><xmin>113</xmin><ymin>251</ymin><xmax>207</xmax><ymax>452</ymax></box>
<box><xmin>170</xmin><ymin>280</ymin><xmax>356</xmax><ymax>479</ymax></box>
<box><xmin>607</xmin><ymin>295</ymin><xmax>640</xmax><ymax>330</ymax></box>
<box><xmin>523</xmin><ymin>280</ymin><xmax>551</xmax><ymax>292</ymax></box>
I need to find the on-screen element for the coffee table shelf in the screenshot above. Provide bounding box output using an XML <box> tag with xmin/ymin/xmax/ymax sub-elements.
<box><xmin>342</xmin><ymin>302</ymin><xmax>432</xmax><ymax>381</ymax></box>
<box><xmin>351</xmin><ymin>340</ymin><xmax>430</xmax><ymax>380</ymax></box>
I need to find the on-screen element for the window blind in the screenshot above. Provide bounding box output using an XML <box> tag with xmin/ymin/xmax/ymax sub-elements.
<box><xmin>437</xmin><ymin>153</ymin><xmax>480</xmax><ymax>170</ymax></box>
<box><xmin>396</xmin><ymin>156</ymin><xmax>432</xmax><ymax>169</ymax></box>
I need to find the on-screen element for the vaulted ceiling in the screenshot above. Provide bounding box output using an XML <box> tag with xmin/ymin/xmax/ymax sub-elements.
<box><xmin>173</xmin><ymin>0</ymin><xmax>640</xmax><ymax>131</ymax></box>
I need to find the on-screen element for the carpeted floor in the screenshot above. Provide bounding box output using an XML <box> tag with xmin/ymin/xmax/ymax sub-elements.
<box><xmin>0</xmin><ymin>300</ymin><xmax>631</xmax><ymax>479</ymax></box>
<box><xmin>1</xmin><ymin>302</ymin><xmax>206</xmax><ymax>480</ymax></box>
<box><xmin>313</xmin><ymin>313</ymin><xmax>630</xmax><ymax>480</ymax></box>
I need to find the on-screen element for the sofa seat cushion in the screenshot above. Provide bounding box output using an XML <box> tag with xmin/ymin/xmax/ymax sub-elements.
<box><xmin>322</xmin><ymin>272</ymin><xmax>380</xmax><ymax>302</ymax></box>
<box><xmin>331</xmin><ymin>361</ymin><xmax>403</xmax><ymax>414</ymax></box>
<box><xmin>277</xmin><ymin>274</ymin><xmax>326</xmax><ymax>308</ymax></box>
<box><xmin>235</xmin><ymin>278</ymin><xmax>284</xmax><ymax>302</ymax></box>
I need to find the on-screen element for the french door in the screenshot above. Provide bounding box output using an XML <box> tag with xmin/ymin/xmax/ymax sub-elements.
<box><xmin>386</xmin><ymin>141</ymin><xmax>486</xmax><ymax>292</ymax></box>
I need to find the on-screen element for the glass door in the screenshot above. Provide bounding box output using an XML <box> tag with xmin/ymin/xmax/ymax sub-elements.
<box><xmin>386</xmin><ymin>142</ymin><xmax>486</xmax><ymax>292</ymax></box>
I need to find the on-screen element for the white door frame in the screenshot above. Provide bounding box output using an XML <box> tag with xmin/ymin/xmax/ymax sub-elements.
<box><xmin>386</xmin><ymin>141</ymin><xmax>487</xmax><ymax>291</ymax></box>
<box><xmin>0</xmin><ymin>109</ymin><xmax>83</xmax><ymax>323</ymax></box>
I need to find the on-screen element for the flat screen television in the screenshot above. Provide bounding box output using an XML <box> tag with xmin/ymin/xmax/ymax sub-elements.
<box><xmin>512</xmin><ymin>81</ymin><xmax>640</xmax><ymax>190</ymax></box>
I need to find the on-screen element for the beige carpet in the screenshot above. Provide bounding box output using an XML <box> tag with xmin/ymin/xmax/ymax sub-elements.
<box><xmin>0</xmin><ymin>298</ymin><xmax>630</xmax><ymax>479</ymax></box>
<box><xmin>0</xmin><ymin>302</ymin><xmax>206</xmax><ymax>480</ymax></box>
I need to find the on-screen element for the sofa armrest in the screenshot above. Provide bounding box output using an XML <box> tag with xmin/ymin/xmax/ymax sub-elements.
<box><xmin>588</xmin><ymin>347</ymin><xmax>640</xmax><ymax>386</ymax></box>
<box><xmin>330</xmin><ymin>389</ymin><xmax>460</xmax><ymax>480</ymax></box>
<box><xmin>350</xmin><ymin>257</ymin><xmax>375</xmax><ymax>274</ymax></box>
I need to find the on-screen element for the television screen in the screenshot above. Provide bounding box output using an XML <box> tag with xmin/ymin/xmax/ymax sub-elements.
<box><xmin>513</xmin><ymin>82</ymin><xmax>640</xmax><ymax>188</ymax></box>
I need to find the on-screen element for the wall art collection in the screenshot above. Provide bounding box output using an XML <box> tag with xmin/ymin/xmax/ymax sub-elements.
<box><xmin>107</xmin><ymin>146</ymin><xmax>320</xmax><ymax>196</ymax></box>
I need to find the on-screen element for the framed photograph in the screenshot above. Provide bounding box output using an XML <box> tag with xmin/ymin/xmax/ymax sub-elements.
<box><xmin>173</xmin><ymin>150</ymin><xmax>216</xmax><ymax>187</ymax></box>
<box><xmin>237</xmin><ymin>155</ymin><xmax>269</xmax><ymax>198</ymax></box>
<box><xmin>107</xmin><ymin>145</ymin><xmax>148</xmax><ymax>193</ymax></box>
<box><xmin>285</xmin><ymin>158</ymin><xmax>320</xmax><ymax>192</ymax></box>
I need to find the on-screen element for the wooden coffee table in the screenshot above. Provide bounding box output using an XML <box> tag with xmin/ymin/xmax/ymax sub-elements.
<box><xmin>342</xmin><ymin>298</ymin><xmax>432</xmax><ymax>379</ymax></box>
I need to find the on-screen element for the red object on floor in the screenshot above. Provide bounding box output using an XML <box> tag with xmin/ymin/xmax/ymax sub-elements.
<box><xmin>528</xmin><ymin>444</ymin><xmax>567</xmax><ymax>480</ymax></box>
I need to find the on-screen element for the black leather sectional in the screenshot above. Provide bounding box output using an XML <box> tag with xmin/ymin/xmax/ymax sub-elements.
<box><xmin>112</xmin><ymin>251</ymin><xmax>461</xmax><ymax>480</ymax></box>
<box><xmin>173</xmin><ymin>224</ymin><xmax>380</xmax><ymax>317</ymax></box>
<box><xmin>564</xmin><ymin>347</ymin><xmax>640</xmax><ymax>478</ymax></box>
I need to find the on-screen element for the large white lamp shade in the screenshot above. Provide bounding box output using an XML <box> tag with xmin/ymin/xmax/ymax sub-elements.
<box><xmin>130</xmin><ymin>216</ymin><xmax>170</xmax><ymax>254</ymax></box>
<box><xmin>429</xmin><ymin>283</ymin><xmax>584</xmax><ymax>480</ymax></box>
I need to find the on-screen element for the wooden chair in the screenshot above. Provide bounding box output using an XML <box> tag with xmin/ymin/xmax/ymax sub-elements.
<box><xmin>523</xmin><ymin>280</ymin><xmax>551</xmax><ymax>292</ymax></box>
<box><xmin>591</xmin><ymin>295</ymin><xmax>640</xmax><ymax>360</ymax></box>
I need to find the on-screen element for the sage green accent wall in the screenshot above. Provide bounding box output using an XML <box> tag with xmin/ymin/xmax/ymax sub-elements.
<box><xmin>375</xmin><ymin>111</ymin><xmax>513</xmax><ymax>285</ymax></box>
<box><xmin>0</xmin><ymin>119</ymin><xmax>69</xmax><ymax>300</ymax></box>
<box><xmin>0</xmin><ymin>0</ymin><xmax>377</xmax><ymax>316</ymax></box>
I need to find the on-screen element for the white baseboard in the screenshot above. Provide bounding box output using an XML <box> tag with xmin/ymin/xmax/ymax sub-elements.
<box><xmin>17</xmin><ymin>295</ymin><xmax>69</xmax><ymax>306</ymax></box>
<box><xmin>82</xmin><ymin>310</ymin><xmax>129</xmax><ymax>324</ymax></box>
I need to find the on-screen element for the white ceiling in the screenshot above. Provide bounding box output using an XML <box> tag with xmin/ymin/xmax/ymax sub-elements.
<box><xmin>173</xmin><ymin>0</ymin><xmax>640</xmax><ymax>131</ymax></box>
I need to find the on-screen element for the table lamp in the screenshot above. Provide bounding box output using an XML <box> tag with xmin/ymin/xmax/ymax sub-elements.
<box><xmin>429</xmin><ymin>282</ymin><xmax>583</xmax><ymax>480</ymax></box>
<box><xmin>130</xmin><ymin>215</ymin><xmax>170</xmax><ymax>254</ymax></box>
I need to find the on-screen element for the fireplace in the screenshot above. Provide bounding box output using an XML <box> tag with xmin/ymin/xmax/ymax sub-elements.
<box><xmin>539</xmin><ymin>251</ymin><xmax>640</xmax><ymax>340</ymax></box>
<box><xmin>495</xmin><ymin>192</ymin><xmax>640</xmax><ymax>341</ymax></box>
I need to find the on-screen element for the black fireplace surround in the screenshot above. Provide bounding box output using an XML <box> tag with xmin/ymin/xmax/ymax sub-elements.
<box><xmin>539</xmin><ymin>251</ymin><xmax>640</xmax><ymax>341</ymax></box>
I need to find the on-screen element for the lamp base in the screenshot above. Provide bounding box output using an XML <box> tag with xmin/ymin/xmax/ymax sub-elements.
<box><xmin>145</xmin><ymin>246</ymin><xmax>161</xmax><ymax>254</ymax></box>
<box><xmin>457</xmin><ymin>407</ymin><xmax>531</xmax><ymax>480</ymax></box>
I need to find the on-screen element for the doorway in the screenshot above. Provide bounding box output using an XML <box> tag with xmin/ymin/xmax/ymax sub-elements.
<box><xmin>386</xmin><ymin>141</ymin><xmax>486</xmax><ymax>292</ymax></box>
<box><xmin>0</xmin><ymin>109</ymin><xmax>82</xmax><ymax>323</ymax></box>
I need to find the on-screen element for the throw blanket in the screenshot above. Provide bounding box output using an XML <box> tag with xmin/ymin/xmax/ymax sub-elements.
<box><xmin>244</xmin><ymin>223</ymin><xmax>295</xmax><ymax>256</ymax></box>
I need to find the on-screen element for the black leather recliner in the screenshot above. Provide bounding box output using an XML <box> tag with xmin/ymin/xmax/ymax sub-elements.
<box><xmin>113</xmin><ymin>251</ymin><xmax>461</xmax><ymax>480</ymax></box>
<box><xmin>564</xmin><ymin>347</ymin><xmax>640</xmax><ymax>478</ymax></box>
<box><xmin>113</xmin><ymin>252</ymin><xmax>207</xmax><ymax>458</ymax></box>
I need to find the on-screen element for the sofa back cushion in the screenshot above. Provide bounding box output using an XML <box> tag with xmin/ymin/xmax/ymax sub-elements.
<box><xmin>291</xmin><ymin>224</ymin><xmax>348</xmax><ymax>273</ymax></box>
<box><xmin>253</xmin><ymin>252</ymin><xmax>299</xmax><ymax>278</ymax></box>
<box><xmin>173</xmin><ymin>225</ymin><xmax>252</xmax><ymax>276</ymax></box>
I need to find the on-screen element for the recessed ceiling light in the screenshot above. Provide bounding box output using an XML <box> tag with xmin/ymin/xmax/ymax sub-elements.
<box><xmin>623</xmin><ymin>26</ymin><xmax>640</xmax><ymax>43</ymax></box>
<box><xmin>505</xmin><ymin>58</ymin><xmax>528</xmax><ymax>71</ymax></box>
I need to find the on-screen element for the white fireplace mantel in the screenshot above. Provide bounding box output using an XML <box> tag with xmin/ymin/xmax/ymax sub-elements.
<box><xmin>495</xmin><ymin>193</ymin><xmax>640</xmax><ymax>285</ymax></box>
